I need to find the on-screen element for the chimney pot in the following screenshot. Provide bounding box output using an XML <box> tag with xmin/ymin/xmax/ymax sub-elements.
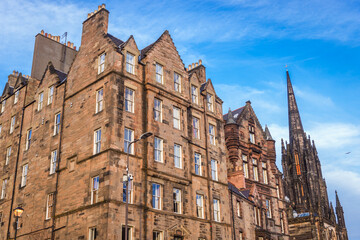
<box><xmin>192</xmin><ymin>63</ymin><xmax>195</xmax><ymax>68</ymax></box>
<box><xmin>74</xmin><ymin>46</ymin><xmax>77</xmax><ymax>50</ymax></box>
<box><xmin>41</xmin><ymin>30</ymin><xmax>44</xmax><ymax>35</ymax></box>
<box><xmin>70</xmin><ymin>42</ymin><xmax>74</xmax><ymax>48</ymax></box>
<box><xmin>67</xmin><ymin>41</ymin><xmax>71</xmax><ymax>47</ymax></box>
<box><xmin>87</xmin><ymin>13</ymin><xmax>91</xmax><ymax>18</ymax></box>
<box><xmin>188</xmin><ymin>64</ymin><xmax>191</xmax><ymax>70</ymax></box>
<box><xmin>199</xmin><ymin>59</ymin><xmax>202</xmax><ymax>65</ymax></box>
<box><xmin>101</xmin><ymin>3</ymin><xmax>106</xmax><ymax>8</ymax></box>
<box><xmin>45</xmin><ymin>33</ymin><xmax>48</xmax><ymax>37</ymax></box>
<box><xmin>13</xmin><ymin>70</ymin><xmax>15</xmax><ymax>75</ymax></box>
<box><xmin>49</xmin><ymin>34</ymin><xmax>52</xmax><ymax>38</ymax></box>
<box><xmin>195</xmin><ymin>62</ymin><xmax>198</xmax><ymax>67</ymax></box>
<box><xmin>98</xmin><ymin>5</ymin><xmax>101</xmax><ymax>10</ymax></box>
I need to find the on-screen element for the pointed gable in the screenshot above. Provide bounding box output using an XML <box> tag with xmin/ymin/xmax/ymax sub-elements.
<box><xmin>39</xmin><ymin>62</ymin><xmax>67</xmax><ymax>87</ymax></box>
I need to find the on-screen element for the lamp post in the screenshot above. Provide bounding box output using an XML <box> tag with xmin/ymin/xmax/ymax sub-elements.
<box><xmin>13</xmin><ymin>206</ymin><xmax>24</xmax><ymax>240</ymax></box>
<box><xmin>124</xmin><ymin>132</ymin><xmax>152</xmax><ymax>240</ymax></box>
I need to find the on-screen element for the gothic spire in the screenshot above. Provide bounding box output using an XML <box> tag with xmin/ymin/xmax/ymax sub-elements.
<box><xmin>336</xmin><ymin>190</ymin><xmax>341</xmax><ymax>208</ymax></box>
<box><xmin>226</xmin><ymin>108</ymin><xmax>237</xmax><ymax>124</ymax></box>
<box><xmin>286</xmin><ymin>70</ymin><xmax>305</xmax><ymax>146</ymax></box>
<box><xmin>265</xmin><ymin>125</ymin><xmax>274</xmax><ymax>140</ymax></box>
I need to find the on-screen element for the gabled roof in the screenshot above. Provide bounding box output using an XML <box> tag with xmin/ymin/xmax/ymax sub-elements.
<box><xmin>228</xmin><ymin>182</ymin><xmax>248</xmax><ymax>200</ymax></box>
<box><xmin>14</xmin><ymin>73</ymin><xmax>28</xmax><ymax>89</ymax></box>
<box><xmin>106</xmin><ymin>33</ymin><xmax>124</xmax><ymax>47</ymax></box>
<box><xmin>1</xmin><ymin>82</ymin><xmax>13</xmax><ymax>98</ymax></box>
<box><xmin>223</xmin><ymin>106</ymin><xmax>245</xmax><ymax>122</ymax></box>
<box><xmin>40</xmin><ymin>62</ymin><xmax>67</xmax><ymax>86</ymax></box>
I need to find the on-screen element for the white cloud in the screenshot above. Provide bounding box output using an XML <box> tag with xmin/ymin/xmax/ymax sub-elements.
<box><xmin>323</xmin><ymin>167</ymin><xmax>360</xmax><ymax>196</ymax></box>
<box><xmin>293</xmin><ymin>86</ymin><xmax>335</xmax><ymax>108</ymax></box>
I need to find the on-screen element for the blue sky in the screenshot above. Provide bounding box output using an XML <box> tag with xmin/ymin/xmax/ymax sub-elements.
<box><xmin>1</xmin><ymin>0</ymin><xmax>360</xmax><ymax>238</ymax></box>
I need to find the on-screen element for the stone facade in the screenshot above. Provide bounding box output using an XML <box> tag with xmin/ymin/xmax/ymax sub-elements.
<box><xmin>0</xmin><ymin>4</ymin><xmax>233</xmax><ymax>240</ymax></box>
<box><xmin>282</xmin><ymin>70</ymin><xmax>348</xmax><ymax>240</ymax></box>
<box><xmin>224</xmin><ymin>102</ymin><xmax>289</xmax><ymax>240</ymax></box>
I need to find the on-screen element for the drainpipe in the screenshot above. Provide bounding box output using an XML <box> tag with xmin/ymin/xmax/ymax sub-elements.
<box><xmin>7</xmin><ymin>83</ymin><xmax>29</xmax><ymax>239</ymax></box>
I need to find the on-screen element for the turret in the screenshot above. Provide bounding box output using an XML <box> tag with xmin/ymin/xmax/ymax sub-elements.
<box><xmin>224</xmin><ymin>108</ymin><xmax>240</xmax><ymax>169</ymax></box>
<box><xmin>265</xmin><ymin>125</ymin><xmax>276</xmax><ymax>163</ymax></box>
<box><xmin>335</xmin><ymin>190</ymin><xmax>346</xmax><ymax>228</ymax></box>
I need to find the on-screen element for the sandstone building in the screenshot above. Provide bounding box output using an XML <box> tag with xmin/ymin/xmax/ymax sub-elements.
<box><xmin>224</xmin><ymin>102</ymin><xmax>289</xmax><ymax>240</ymax></box>
<box><xmin>282</xmin><ymin>70</ymin><xmax>348</xmax><ymax>240</ymax></box>
<box><xmin>0</xmin><ymin>4</ymin><xmax>233</xmax><ymax>240</ymax></box>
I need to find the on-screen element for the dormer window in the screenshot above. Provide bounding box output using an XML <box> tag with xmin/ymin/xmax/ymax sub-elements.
<box><xmin>207</xmin><ymin>93</ymin><xmax>213</xmax><ymax>112</ymax></box>
<box><xmin>155</xmin><ymin>63</ymin><xmax>163</xmax><ymax>84</ymax></box>
<box><xmin>14</xmin><ymin>91</ymin><xmax>19</xmax><ymax>104</ymax></box>
<box><xmin>191</xmin><ymin>85</ymin><xmax>198</xmax><ymax>104</ymax></box>
<box><xmin>249</xmin><ymin>124</ymin><xmax>255</xmax><ymax>144</ymax></box>
<box><xmin>126</xmin><ymin>52</ymin><xmax>135</xmax><ymax>74</ymax></box>
<box><xmin>38</xmin><ymin>92</ymin><xmax>44</xmax><ymax>111</ymax></box>
<box><xmin>98</xmin><ymin>53</ymin><xmax>105</xmax><ymax>74</ymax></box>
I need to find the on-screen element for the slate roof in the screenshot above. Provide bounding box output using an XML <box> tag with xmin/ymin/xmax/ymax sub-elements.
<box><xmin>55</xmin><ymin>69</ymin><xmax>67</xmax><ymax>84</ymax></box>
<box><xmin>223</xmin><ymin>106</ymin><xmax>245</xmax><ymax>122</ymax></box>
<box><xmin>106</xmin><ymin>33</ymin><xmax>124</xmax><ymax>47</ymax></box>
<box><xmin>140</xmin><ymin>43</ymin><xmax>155</xmax><ymax>60</ymax></box>
<box><xmin>228</xmin><ymin>182</ymin><xmax>248</xmax><ymax>199</ymax></box>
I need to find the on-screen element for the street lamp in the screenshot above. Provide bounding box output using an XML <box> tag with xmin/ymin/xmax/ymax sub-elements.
<box><xmin>124</xmin><ymin>132</ymin><xmax>152</xmax><ymax>240</ymax></box>
<box><xmin>13</xmin><ymin>206</ymin><xmax>24</xmax><ymax>240</ymax></box>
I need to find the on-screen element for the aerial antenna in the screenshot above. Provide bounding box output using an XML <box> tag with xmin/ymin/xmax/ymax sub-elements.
<box><xmin>60</xmin><ymin>32</ymin><xmax>68</xmax><ymax>45</ymax></box>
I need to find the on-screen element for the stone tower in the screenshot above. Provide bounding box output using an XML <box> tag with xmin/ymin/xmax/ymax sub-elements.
<box><xmin>282</xmin><ymin>70</ymin><xmax>348</xmax><ymax>240</ymax></box>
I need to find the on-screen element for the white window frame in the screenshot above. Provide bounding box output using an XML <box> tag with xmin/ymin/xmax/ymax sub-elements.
<box><xmin>154</xmin><ymin>98</ymin><xmax>162</xmax><ymax>122</ymax></box>
<box><xmin>123</xmin><ymin>177</ymin><xmax>133</xmax><ymax>204</ymax></box>
<box><xmin>21</xmin><ymin>164</ymin><xmax>28</xmax><ymax>187</ymax></box>
<box><xmin>191</xmin><ymin>85</ymin><xmax>198</xmax><ymax>104</ymax></box>
<box><xmin>1</xmin><ymin>100</ymin><xmax>6</xmax><ymax>113</ymax></box>
<box><xmin>173</xmin><ymin>106</ymin><xmax>180</xmax><ymax>130</ymax></box>
<box><xmin>253</xmin><ymin>158</ymin><xmax>258</xmax><ymax>181</ymax></box>
<box><xmin>196</xmin><ymin>194</ymin><xmax>204</xmax><ymax>218</ymax></box>
<box><xmin>153</xmin><ymin>231</ymin><xmax>163</xmax><ymax>240</ymax></box>
<box><xmin>242</xmin><ymin>155</ymin><xmax>249</xmax><ymax>178</ymax></box>
<box><xmin>207</xmin><ymin>93</ymin><xmax>213</xmax><ymax>112</ymax></box>
<box><xmin>213</xmin><ymin>199</ymin><xmax>220</xmax><ymax>222</ymax></box>
<box><xmin>98</xmin><ymin>53</ymin><xmax>105</xmax><ymax>74</ymax></box>
<box><xmin>93</xmin><ymin>129</ymin><xmax>101</xmax><ymax>155</ymax></box>
<box><xmin>96</xmin><ymin>88</ymin><xmax>103</xmax><ymax>113</ymax></box>
<box><xmin>1</xmin><ymin>179</ymin><xmax>7</xmax><ymax>199</ymax></box>
<box><xmin>89</xmin><ymin>227</ymin><xmax>97</xmax><ymax>240</ymax></box>
<box><xmin>38</xmin><ymin>92</ymin><xmax>44</xmax><ymax>111</ymax></box>
<box><xmin>194</xmin><ymin>153</ymin><xmax>201</xmax><ymax>176</ymax></box>
<box><xmin>237</xmin><ymin>201</ymin><xmax>241</xmax><ymax>217</ymax></box>
<box><xmin>193</xmin><ymin>117</ymin><xmax>200</xmax><ymax>139</ymax></box>
<box><xmin>125</xmin><ymin>87</ymin><xmax>135</xmax><ymax>113</ymax></box>
<box><xmin>155</xmin><ymin>63</ymin><xmax>163</xmax><ymax>84</ymax></box>
<box><xmin>174</xmin><ymin>144</ymin><xmax>182</xmax><ymax>169</ymax></box>
<box><xmin>249</xmin><ymin>125</ymin><xmax>255</xmax><ymax>144</ymax></box>
<box><xmin>152</xmin><ymin>183</ymin><xmax>161</xmax><ymax>210</ymax></box>
<box><xmin>54</xmin><ymin>113</ymin><xmax>61</xmax><ymax>136</ymax></box>
<box><xmin>122</xmin><ymin>225</ymin><xmax>133</xmax><ymax>240</ymax></box>
<box><xmin>173</xmin><ymin>188</ymin><xmax>182</xmax><ymax>214</ymax></box>
<box><xmin>5</xmin><ymin>146</ymin><xmax>11</xmax><ymax>165</ymax></box>
<box><xmin>91</xmin><ymin>176</ymin><xmax>99</xmax><ymax>204</ymax></box>
<box><xmin>25</xmin><ymin>128</ymin><xmax>32</xmax><ymax>150</ymax></box>
<box><xmin>14</xmin><ymin>90</ymin><xmax>19</xmax><ymax>104</ymax></box>
<box><xmin>10</xmin><ymin>116</ymin><xmax>15</xmax><ymax>133</ymax></box>
<box><xmin>50</xmin><ymin>150</ymin><xmax>57</xmax><ymax>175</ymax></box>
<box><xmin>48</xmin><ymin>85</ymin><xmax>54</xmax><ymax>105</ymax></box>
<box><xmin>154</xmin><ymin>137</ymin><xmax>163</xmax><ymax>163</ymax></box>
<box><xmin>209</xmin><ymin>124</ymin><xmax>215</xmax><ymax>145</ymax></box>
<box><xmin>262</xmin><ymin>162</ymin><xmax>268</xmax><ymax>184</ymax></box>
<box><xmin>266</xmin><ymin>199</ymin><xmax>272</xmax><ymax>218</ymax></box>
<box><xmin>126</xmin><ymin>52</ymin><xmax>135</xmax><ymax>74</ymax></box>
<box><xmin>211</xmin><ymin>159</ymin><xmax>218</xmax><ymax>181</ymax></box>
<box><xmin>124</xmin><ymin>128</ymin><xmax>134</xmax><ymax>154</ymax></box>
<box><xmin>174</xmin><ymin>72</ymin><xmax>181</xmax><ymax>92</ymax></box>
<box><xmin>46</xmin><ymin>193</ymin><xmax>54</xmax><ymax>220</ymax></box>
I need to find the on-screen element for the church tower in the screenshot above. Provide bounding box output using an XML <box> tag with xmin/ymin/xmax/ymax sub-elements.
<box><xmin>282</xmin><ymin>70</ymin><xmax>348</xmax><ymax>239</ymax></box>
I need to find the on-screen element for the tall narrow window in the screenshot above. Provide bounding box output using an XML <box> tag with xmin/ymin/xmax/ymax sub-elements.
<box><xmin>174</xmin><ymin>144</ymin><xmax>182</xmax><ymax>168</ymax></box>
<box><xmin>125</xmin><ymin>88</ymin><xmax>135</xmax><ymax>113</ymax></box>
<box><xmin>236</xmin><ymin>201</ymin><xmax>241</xmax><ymax>217</ymax></box>
<box><xmin>46</xmin><ymin>193</ymin><xmax>54</xmax><ymax>219</ymax></box>
<box><xmin>38</xmin><ymin>92</ymin><xmax>44</xmax><ymax>111</ymax></box>
<box><xmin>239</xmin><ymin>232</ymin><xmax>243</xmax><ymax>240</ymax></box>
<box><xmin>174</xmin><ymin>72</ymin><xmax>181</xmax><ymax>92</ymax></box>
<box><xmin>295</xmin><ymin>153</ymin><xmax>301</xmax><ymax>175</ymax></box>
<box><xmin>213</xmin><ymin>199</ymin><xmax>220</xmax><ymax>222</ymax></box>
<box><xmin>152</xmin><ymin>183</ymin><xmax>161</xmax><ymax>209</ymax></box>
<box><xmin>54</xmin><ymin>113</ymin><xmax>61</xmax><ymax>135</ymax></box>
<box><xmin>121</xmin><ymin>225</ymin><xmax>132</xmax><ymax>240</ymax></box>
<box><xmin>154</xmin><ymin>137</ymin><xmax>163</xmax><ymax>163</ymax></box>
<box><xmin>280</xmin><ymin>212</ymin><xmax>285</xmax><ymax>233</ymax></box>
<box><xmin>173</xmin><ymin>107</ymin><xmax>180</xmax><ymax>129</ymax></box>
<box><xmin>191</xmin><ymin>85</ymin><xmax>198</xmax><ymax>104</ymax></box>
<box><xmin>249</xmin><ymin>125</ymin><xmax>255</xmax><ymax>144</ymax></box>
<box><xmin>91</xmin><ymin>176</ymin><xmax>99</xmax><ymax>204</ymax></box>
<box><xmin>25</xmin><ymin>129</ymin><xmax>32</xmax><ymax>150</ymax></box>
<box><xmin>242</xmin><ymin>155</ymin><xmax>249</xmax><ymax>178</ymax></box>
<box><xmin>48</xmin><ymin>86</ymin><xmax>54</xmax><ymax>105</ymax></box>
<box><xmin>253</xmin><ymin>159</ymin><xmax>258</xmax><ymax>181</ymax></box>
<box><xmin>155</xmin><ymin>63</ymin><xmax>163</xmax><ymax>84</ymax></box>
<box><xmin>196</xmin><ymin>194</ymin><xmax>204</xmax><ymax>218</ymax></box>
<box><xmin>276</xmin><ymin>178</ymin><xmax>280</xmax><ymax>198</ymax></box>
<box><xmin>124</xmin><ymin>128</ymin><xmax>134</xmax><ymax>154</ymax></box>
<box><xmin>94</xmin><ymin>129</ymin><xmax>101</xmax><ymax>154</ymax></box>
<box><xmin>50</xmin><ymin>150</ymin><xmax>57</xmax><ymax>174</ymax></box>
<box><xmin>89</xmin><ymin>227</ymin><xmax>97</xmax><ymax>240</ymax></box>
<box><xmin>262</xmin><ymin>162</ymin><xmax>268</xmax><ymax>184</ymax></box>
<box><xmin>211</xmin><ymin>159</ymin><xmax>218</xmax><ymax>181</ymax></box>
<box><xmin>0</xmin><ymin>124</ymin><xmax>2</xmax><ymax>136</ymax></box>
<box><xmin>1</xmin><ymin>100</ymin><xmax>5</xmax><ymax>113</ymax></box>
<box><xmin>207</xmin><ymin>93</ymin><xmax>213</xmax><ymax>112</ymax></box>
<box><xmin>209</xmin><ymin>124</ymin><xmax>215</xmax><ymax>145</ymax></box>
<box><xmin>266</xmin><ymin>199</ymin><xmax>272</xmax><ymax>218</ymax></box>
<box><xmin>98</xmin><ymin>53</ymin><xmax>105</xmax><ymax>74</ymax></box>
<box><xmin>123</xmin><ymin>178</ymin><xmax>133</xmax><ymax>203</ymax></box>
<box><xmin>173</xmin><ymin>188</ymin><xmax>181</xmax><ymax>214</ymax></box>
<box><xmin>21</xmin><ymin>164</ymin><xmax>28</xmax><ymax>187</ymax></box>
<box><xmin>96</xmin><ymin>88</ymin><xmax>103</xmax><ymax>113</ymax></box>
<box><xmin>10</xmin><ymin>116</ymin><xmax>15</xmax><ymax>133</ymax></box>
<box><xmin>126</xmin><ymin>52</ymin><xmax>135</xmax><ymax>74</ymax></box>
<box><xmin>194</xmin><ymin>153</ymin><xmax>201</xmax><ymax>175</ymax></box>
<box><xmin>14</xmin><ymin>90</ymin><xmax>19</xmax><ymax>104</ymax></box>
<box><xmin>1</xmin><ymin>179</ymin><xmax>7</xmax><ymax>199</ymax></box>
<box><xmin>192</xmin><ymin>117</ymin><xmax>200</xmax><ymax>139</ymax></box>
<box><xmin>154</xmin><ymin>98</ymin><xmax>162</xmax><ymax>122</ymax></box>
<box><xmin>5</xmin><ymin>146</ymin><xmax>11</xmax><ymax>165</ymax></box>
<box><xmin>153</xmin><ymin>231</ymin><xmax>163</xmax><ymax>240</ymax></box>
